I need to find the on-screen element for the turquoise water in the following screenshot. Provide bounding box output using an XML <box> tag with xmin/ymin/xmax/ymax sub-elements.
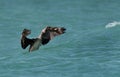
<box><xmin>1</xmin><ymin>0</ymin><xmax>120</xmax><ymax>77</ymax></box>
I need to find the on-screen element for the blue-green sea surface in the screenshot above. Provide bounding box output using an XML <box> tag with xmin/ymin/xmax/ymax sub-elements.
<box><xmin>0</xmin><ymin>0</ymin><xmax>120</xmax><ymax>77</ymax></box>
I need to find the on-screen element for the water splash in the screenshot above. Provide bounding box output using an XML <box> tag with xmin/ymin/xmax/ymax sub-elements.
<box><xmin>105</xmin><ymin>21</ymin><xmax>120</xmax><ymax>28</ymax></box>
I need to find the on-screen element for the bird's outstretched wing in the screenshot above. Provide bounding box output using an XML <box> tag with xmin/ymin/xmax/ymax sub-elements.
<box><xmin>38</xmin><ymin>26</ymin><xmax>66</xmax><ymax>45</ymax></box>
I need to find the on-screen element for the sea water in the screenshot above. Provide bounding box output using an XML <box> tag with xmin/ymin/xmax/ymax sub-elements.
<box><xmin>0</xmin><ymin>0</ymin><xmax>120</xmax><ymax>77</ymax></box>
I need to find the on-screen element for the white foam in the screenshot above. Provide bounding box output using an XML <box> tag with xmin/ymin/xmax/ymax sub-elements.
<box><xmin>105</xmin><ymin>21</ymin><xmax>120</xmax><ymax>28</ymax></box>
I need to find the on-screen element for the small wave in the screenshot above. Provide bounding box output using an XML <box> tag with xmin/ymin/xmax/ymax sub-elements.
<box><xmin>105</xmin><ymin>21</ymin><xmax>120</xmax><ymax>28</ymax></box>
<box><xmin>0</xmin><ymin>56</ymin><xmax>10</xmax><ymax>60</ymax></box>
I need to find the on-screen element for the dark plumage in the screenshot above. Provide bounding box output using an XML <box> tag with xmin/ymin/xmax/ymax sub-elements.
<box><xmin>21</xmin><ymin>26</ymin><xmax>66</xmax><ymax>52</ymax></box>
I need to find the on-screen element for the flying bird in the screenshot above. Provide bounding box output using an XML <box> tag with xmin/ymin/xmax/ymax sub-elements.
<box><xmin>21</xmin><ymin>26</ymin><xmax>66</xmax><ymax>52</ymax></box>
